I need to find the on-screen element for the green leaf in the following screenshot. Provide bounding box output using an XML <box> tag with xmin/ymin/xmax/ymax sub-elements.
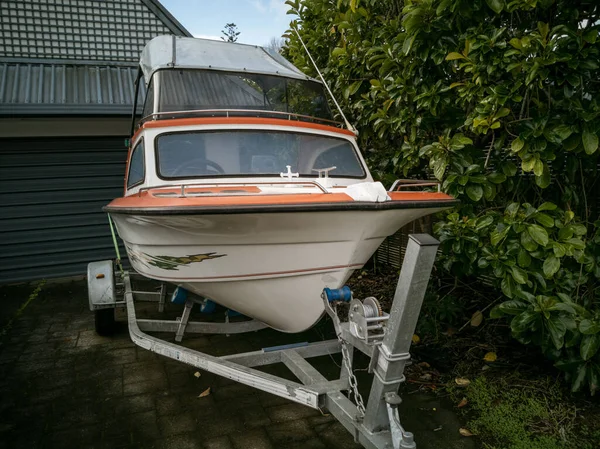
<box><xmin>445</xmin><ymin>52</ymin><xmax>466</xmax><ymax>61</ymax></box>
<box><xmin>347</xmin><ymin>80</ymin><xmax>363</xmax><ymax>96</ymax></box>
<box><xmin>502</xmin><ymin>161</ymin><xmax>518</xmax><ymax>177</ymax></box>
<box><xmin>475</xmin><ymin>215</ymin><xmax>494</xmax><ymax>231</ymax></box>
<box><xmin>511</xmin><ymin>266</ymin><xmax>528</xmax><ymax>284</ymax></box>
<box><xmin>527</xmin><ymin>224</ymin><xmax>549</xmax><ymax>246</ymax></box>
<box><xmin>565</xmin><ymin>238</ymin><xmax>585</xmax><ymax>249</ymax></box>
<box><xmin>501</xmin><ymin>276</ymin><xmax>515</xmax><ymax>298</ymax></box>
<box><xmin>571</xmin><ymin>363</ymin><xmax>588</xmax><ymax>392</ymax></box>
<box><xmin>491</xmin><ymin>224</ymin><xmax>510</xmax><ymax>246</ymax></box>
<box><xmin>511</xmin><ymin>311</ymin><xmax>538</xmax><ymax>333</ymax></box>
<box><xmin>581</xmin><ymin>334</ymin><xmax>600</xmax><ymax>361</ymax></box>
<box><xmin>537</xmin><ymin>202</ymin><xmax>557</xmax><ymax>211</ymax></box>
<box><xmin>522</xmin><ymin>158</ymin><xmax>535</xmax><ymax>172</ymax></box>
<box><xmin>580</xmin><ymin>319</ymin><xmax>600</xmax><ymax>335</ymax></box>
<box><xmin>505</xmin><ymin>202</ymin><xmax>520</xmax><ymax>217</ymax></box>
<box><xmin>534</xmin><ymin>213</ymin><xmax>554</xmax><ymax>228</ymax></box>
<box><xmin>543</xmin><ymin>255</ymin><xmax>560</xmax><ymax>277</ymax></box>
<box><xmin>546</xmin><ymin>315</ymin><xmax>567</xmax><ymax>350</ymax></box>
<box><xmin>498</xmin><ymin>300</ymin><xmax>527</xmax><ymax>315</ymax></box>
<box><xmin>488</xmin><ymin>172</ymin><xmax>507</xmax><ymax>184</ymax></box>
<box><xmin>535</xmin><ymin>163</ymin><xmax>551</xmax><ymax>189</ymax></box>
<box><xmin>511</xmin><ymin>137</ymin><xmax>524</xmax><ymax>152</ymax></box>
<box><xmin>582</xmin><ymin>130</ymin><xmax>599</xmax><ymax>155</ymax></box>
<box><xmin>489</xmin><ymin>305</ymin><xmax>504</xmax><ymax>319</ymax></box>
<box><xmin>558</xmin><ymin>226</ymin><xmax>574</xmax><ymax>241</ymax></box>
<box><xmin>466</xmin><ymin>185</ymin><xmax>483</xmax><ymax>202</ymax></box>
<box><xmin>533</xmin><ymin>159</ymin><xmax>544</xmax><ymax>177</ymax></box>
<box><xmin>518</xmin><ymin>249</ymin><xmax>532</xmax><ymax>268</ymax></box>
<box><xmin>331</xmin><ymin>47</ymin><xmax>346</xmax><ymax>57</ymax></box>
<box><xmin>485</xmin><ymin>0</ymin><xmax>505</xmax><ymax>14</ymax></box>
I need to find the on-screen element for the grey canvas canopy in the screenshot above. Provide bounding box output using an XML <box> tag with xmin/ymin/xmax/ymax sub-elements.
<box><xmin>139</xmin><ymin>35</ymin><xmax>316</xmax><ymax>85</ymax></box>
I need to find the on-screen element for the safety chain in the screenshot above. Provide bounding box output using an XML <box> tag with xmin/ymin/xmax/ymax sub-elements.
<box><xmin>334</xmin><ymin>303</ymin><xmax>366</xmax><ymax>418</ymax></box>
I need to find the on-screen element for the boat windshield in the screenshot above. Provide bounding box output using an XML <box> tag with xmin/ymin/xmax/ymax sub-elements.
<box><xmin>156</xmin><ymin>130</ymin><xmax>366</xmax><ymax>180</ymax></box>
<box><xmin>154</xmin><ymin>70</ymin><xmax>333</xmax><ymax>120</ymax></box>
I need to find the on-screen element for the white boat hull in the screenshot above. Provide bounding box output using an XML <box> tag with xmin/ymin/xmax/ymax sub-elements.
<box><xmin>112</xmin><ymin>208</ymin><xmax>446</xmax><ymax>332</ymax></box>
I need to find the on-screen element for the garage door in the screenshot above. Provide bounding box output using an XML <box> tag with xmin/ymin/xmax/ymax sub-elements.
<box><xmin>0</xmin><ymin>137</ymin><xmax>128</xmax><ymax>284</ymax></box>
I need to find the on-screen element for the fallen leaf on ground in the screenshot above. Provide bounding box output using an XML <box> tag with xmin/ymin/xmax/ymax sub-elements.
<box><xmin>420</xmin><ymin>373</ymin><xmax>433</xmax><ymax>381</ymax></box>
<box><xmin>417</xmin><ymin>361</ymin><xmax>431</xmax><ymax>369</ymax></box>
<box><xmin>457</xmin><ymin>397</ymin><xmax>468</xmax><ymax>408</ymax></box>
<box><xmin>459</xmin><ymin>428</ymin><xmax>474</xmax><ymax>437</ymax></box>
<box><xmin>470</xmin><ymin>310</ymin><xmax>483</xmax><ymax>327</ymax></box>
<box><xmin>483</xmin><ymin>352</ymin><xmax>497</xmax><ymax>362</ymax></box>
<box><xmin>412</xmin><ymin>334</ymin><xmax>420</xmax><ymax>344</ymax></box>
<box><xmin>198</xmin><ymin>387</ymin><xmax>211</xmax><ymax>398</ymax></box>
<box><xmin>193</xmin><ymin>371</ymin><xmax>201</xmax><ymax>378</ymax></box>
<box><xmin>455</xmin><ymin>377</ymin><xmax>471</xmax><ymax>387</ymax></box>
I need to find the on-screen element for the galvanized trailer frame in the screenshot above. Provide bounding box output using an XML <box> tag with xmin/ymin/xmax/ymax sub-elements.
<box><xmin>87</xmin><ymin>234</ymin><xmax>440</xmax><ymax>449</ymax></box>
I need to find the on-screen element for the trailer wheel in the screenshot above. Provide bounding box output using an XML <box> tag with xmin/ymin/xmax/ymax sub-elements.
<box><xmin>95</xmin><ymin>308</ymin><xmax>116</xmax><ymax>336</ymax></box>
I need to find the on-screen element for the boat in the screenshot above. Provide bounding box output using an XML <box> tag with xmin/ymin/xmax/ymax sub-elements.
<box><xmin>104</xmin><ymin>35</ymin><xmax>458</xmax><ymax>333</ymax></box>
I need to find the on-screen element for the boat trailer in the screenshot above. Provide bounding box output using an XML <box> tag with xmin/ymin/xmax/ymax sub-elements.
<box><xmin>87</xmin><ymin>234</ymin><xmax>439</xmax><ymax>449</ymax></box>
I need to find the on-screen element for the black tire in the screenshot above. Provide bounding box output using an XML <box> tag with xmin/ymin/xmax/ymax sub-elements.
<box><xmin>94</xmin><ymin>308</ymin><xmax>116</xmax><ymax>336</ymax></box>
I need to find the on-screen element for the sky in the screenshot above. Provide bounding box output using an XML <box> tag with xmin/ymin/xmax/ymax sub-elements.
<box><xmin>159</xmin><ymin>0</ymin><xmax>292</xmax><ymax>46</ymax></box>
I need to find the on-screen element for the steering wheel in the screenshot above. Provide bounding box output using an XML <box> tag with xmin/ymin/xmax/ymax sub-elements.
<box><xmin>170</xmin><ymin>158</ymin><xmax>225</xmax><ymax>177</ymax></box>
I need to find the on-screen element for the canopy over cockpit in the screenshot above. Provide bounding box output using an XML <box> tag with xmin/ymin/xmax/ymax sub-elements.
<box><xmin>136</xmin><ymin>36</ymin><xmax>334</xmax><ymax>123</ymax></box>
<box><xmin>140</xmin><ymin>35</ymin><xmax>315</xmax><ymax>85</ymax></box>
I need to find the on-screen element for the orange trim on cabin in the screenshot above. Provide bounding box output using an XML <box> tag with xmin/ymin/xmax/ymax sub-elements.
<box><xmin>131</xmin><ymin>117</ymin><xmax>356</xmax><ymax>142</ymax></box>
<box><xmin>108</xmin><ymin>190</ymin><xmax>454</xmax><ymax>209</ymax></box>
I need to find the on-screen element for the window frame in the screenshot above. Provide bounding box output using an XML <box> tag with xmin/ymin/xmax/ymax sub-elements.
<box><xmin>153</xmin><ymin>129</ymin><xmax>367</xmax><ymax>181</ymax></box>
<box><xmin>126</xmin><ymin>138</ymin><xmax>145</xmax><ymax>189</ymax></box>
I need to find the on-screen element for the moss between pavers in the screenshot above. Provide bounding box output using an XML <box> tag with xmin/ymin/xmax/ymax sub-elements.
<box><xmin>451</xmin><ymin>375</ymin><xmax>600</xmax><ymax>449</ymax></box>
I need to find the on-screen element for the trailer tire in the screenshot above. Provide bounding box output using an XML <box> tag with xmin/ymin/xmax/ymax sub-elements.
<box><xmin>95</xmin><ymin>308</ymin><xmax>116</xmax><ymax>336</ymax></box>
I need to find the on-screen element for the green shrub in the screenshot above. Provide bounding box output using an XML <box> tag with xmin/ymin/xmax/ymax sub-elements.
<box><xmin>285</xmin><ymin>0</ymin><xmax>600</xmax><ymax>393</ymax></box>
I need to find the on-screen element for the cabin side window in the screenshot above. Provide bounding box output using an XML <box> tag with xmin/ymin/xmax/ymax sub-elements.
<box><xmin>127</xmin><ymin>140</ymin><xmax>145</xmax><ymax>188</ymax></box>
<box><xmin>142</xmin><ymin>78</ymin><xmax>154</xmax><ymax>118</ymax></box>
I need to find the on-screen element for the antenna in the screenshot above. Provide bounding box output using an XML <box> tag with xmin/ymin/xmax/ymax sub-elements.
<box><xmin>291</xmin><ymin>24</ymin><xmax>357</xmax><ymax>134</ymax></box>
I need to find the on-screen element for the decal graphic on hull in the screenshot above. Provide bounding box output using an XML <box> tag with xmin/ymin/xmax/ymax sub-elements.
<box><xmin>145</xmin><ymin>253</ymin><xmax>227</xmax><ymax>270</ymax></box>
<box><xmin>125</xmin><ymin>245</ymin><xmax>226</xmax><ymax>271</ymax></box>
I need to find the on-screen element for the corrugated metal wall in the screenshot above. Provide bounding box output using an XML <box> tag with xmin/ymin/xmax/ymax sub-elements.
<box><xmin>0</xmin><ymin>137</ymin><xmax>127</xmax><ymax>283</ymax></box>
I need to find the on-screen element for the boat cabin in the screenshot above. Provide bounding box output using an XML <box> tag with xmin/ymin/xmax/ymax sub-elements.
<box><xmin>126</xmin><ymin>36</ymin><xmax>372</xmax><ymax>196</ymax></box>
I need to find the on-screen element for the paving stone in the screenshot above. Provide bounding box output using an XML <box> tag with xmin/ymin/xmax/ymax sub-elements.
<box><xmin>230</xmin><ymin>428</ymin><xmax>273</xmax><ymax>449</ymax></box>
<box><xmin>130</xmin><ymin>410</ymin><xmax>160</xmax><ymax>440</ymax></box>
<box><xmin>158</xmin><ymin>412</ymin><xmax>198</xmax><ymax>437</ymax></box>
<box><xmin>203</xmin><ymin>436</ymin><xmax>234</xmax><ymax>449</ymax></box>
<box><xmin>115</xmin><ymin>393</ymin><xmax>155</xmax><ymax>415</ymax></box>
<box><xmin>156</xmin><ymin>394</ymin><xmax>182</xmax><ymax>416</ymax></box>
<box><xmin>193</xmin><ymin>413</ymin><xmax>242</xmax><ymax>439</ymax></box>
<box><xmin>124</xmin><ymin>376</ymin><xmax>168</xmax><ymax>396</ymax></box>
<box><xmin>107</xmin><ymin>347</ymin><xmax>137</xmax><ymax>364</ymax></box>
<box><xmin>156</xmin><ymin>433</ymin><xmax>203</xmax><ymax>449</ymax></box>
<box><xmin>315</xmin><ymin>421</ymin><xmax>363</xmax><ymax>449</ymax></box>
<box><xmin>266</xmin><ymin>419</ymin><xmax>317</xmax><ymax>445</ymax></box>
<box><xmin>123</xmin><ymin>363</ymin><xmax>167</xmax><ymax>385</ymax></box>
<box><xmin>238</xmin><ymin>405</ymin><xmax>271</xmax><ymax>429</ymax></box>
<box><xmin>265</xmin><ymin>403</ymin><xmax>320</xmax><ymax>423</ymax></box>
<box><xmin>76</xmin><ymin>330</ymin><xmax>114</xmax><ymax>347</ymax></box>
<box><xmin>286</xmin><ymin>438</ymin><xmax>327</xmax><ymax>449</ymax></box>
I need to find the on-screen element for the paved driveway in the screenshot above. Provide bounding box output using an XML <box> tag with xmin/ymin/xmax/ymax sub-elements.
<box><xmin>0</xmin><ymin>280</ymin><xmax>474</xmax><ymax>449</ymax></box>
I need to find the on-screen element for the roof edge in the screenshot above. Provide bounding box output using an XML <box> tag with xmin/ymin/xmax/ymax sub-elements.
<box><xmin>0</xmin><ymin>57</ymin><xmax>139</xmax><ymax>67</ymax></box>
<box><xmin>140</xmin><ymin>0</ymin><xmax>192</xmax><ymax>37</ymax></box>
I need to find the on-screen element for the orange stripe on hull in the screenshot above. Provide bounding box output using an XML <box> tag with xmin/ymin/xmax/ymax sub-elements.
<box><xmin>108</xmin><ymin>190</ymin><xmax>453</xmax><ymax>209</ymax></box>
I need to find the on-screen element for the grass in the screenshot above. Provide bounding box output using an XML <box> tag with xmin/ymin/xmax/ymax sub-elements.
<box><xmin>450</xmin><ymin>374</ymin><xmax>600</xmax><ymax>449</ymax></box>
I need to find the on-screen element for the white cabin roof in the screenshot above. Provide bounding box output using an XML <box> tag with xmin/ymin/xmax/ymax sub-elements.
<box><xmin>140</xmin><ymin>35</ymin><xmax>316</xmax><ymax>85</ymax></box>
